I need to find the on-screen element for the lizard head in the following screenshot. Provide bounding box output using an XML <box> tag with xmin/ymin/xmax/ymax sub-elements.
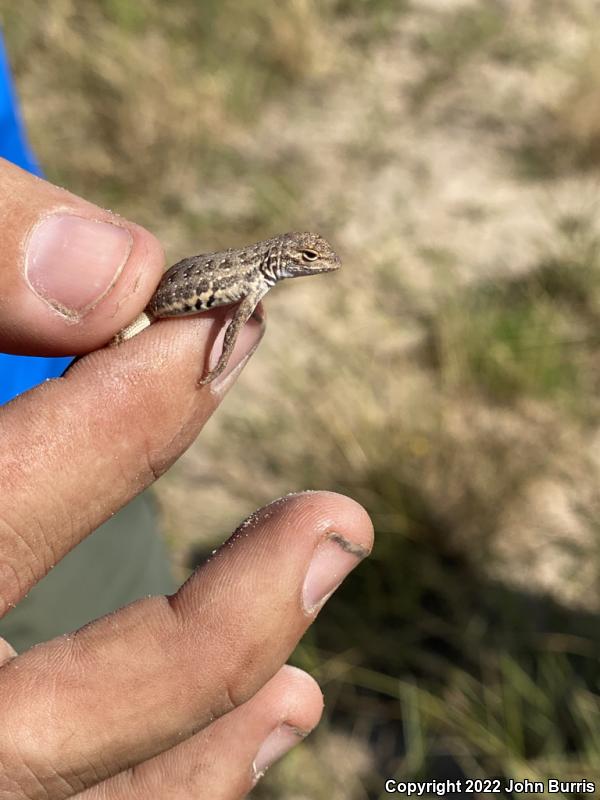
<box><xmin>278</xmin><ymin>231</ymin><xmax>341</xmax><ymax>278</ymax></box>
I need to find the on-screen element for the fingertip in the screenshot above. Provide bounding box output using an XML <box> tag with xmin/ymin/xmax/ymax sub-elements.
<box><xmin>251</xmin><ymin>666</ymin><xmax>324</xmax><ymax>783</ymax></box>
<box><xmin>0</xmin><ymin>159</ymin><xmax>166</xmax><ymax>354</ymax></box>
<box><xmin>276</xmin><ymin>665</ymin><xmax>324</xmax><ymax>730</ymax></box>
<box><xmin>264</xmin><ymin>490</ymin><xmax>375</xmax><ymax>557</ymax></box>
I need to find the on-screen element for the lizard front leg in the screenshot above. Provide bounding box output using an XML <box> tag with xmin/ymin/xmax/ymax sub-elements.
<box><xmin>199</xmin><ymin>289</ymin><xmax>265</xmax><ymax>385</ymax></box>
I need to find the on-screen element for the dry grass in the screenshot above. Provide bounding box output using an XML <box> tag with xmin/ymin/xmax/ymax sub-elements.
<box><xmin>5</xmin><ymin>0</ymin><xmax>600</xmax><ymax>794</ymax></box>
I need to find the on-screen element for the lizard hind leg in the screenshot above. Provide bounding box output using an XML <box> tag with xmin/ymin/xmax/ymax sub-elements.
<box><xmin>198</xmin><ymin>292</ymin><xmax>263</xmax><ymax>385</ymax></box>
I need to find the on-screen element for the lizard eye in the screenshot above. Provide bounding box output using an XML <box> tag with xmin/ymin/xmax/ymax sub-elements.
<box><xmin>302</xmin><ymin>249</ymin><xmax>319</xmax><ymax>262</ymax></box>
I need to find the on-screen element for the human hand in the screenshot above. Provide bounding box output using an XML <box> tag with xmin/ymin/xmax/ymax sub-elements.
<box><xmin>0</xmin><ymin>159</ymin><xmax>374</xmax><ymax>798</ymax></box>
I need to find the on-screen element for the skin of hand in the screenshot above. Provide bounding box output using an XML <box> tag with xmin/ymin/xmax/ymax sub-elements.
<box><xmin>0</xmin><ymin>159</ymin><xmax>374</xmax><ymax>799</ymax></box>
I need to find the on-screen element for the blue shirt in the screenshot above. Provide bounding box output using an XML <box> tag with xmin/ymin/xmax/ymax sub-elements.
<box><xmin>0</xmin><ymin>35</ymin><xmax>72</xmax><ymax>404</ymax></box>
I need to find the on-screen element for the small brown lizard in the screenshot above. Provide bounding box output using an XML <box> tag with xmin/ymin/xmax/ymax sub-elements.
<box><xmin>112</xmin><ymin>231</ymin><xmax>341</xmax><ymax>384</ymax></box>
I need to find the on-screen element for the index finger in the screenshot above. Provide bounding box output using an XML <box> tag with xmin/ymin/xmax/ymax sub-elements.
<box><xmin>0</xmin><ymin>309</ymin><xmax>264</xmax><ymax>615</ymax></box>
<box><xmin>0</xmin><ymin>159</ymin><xmax>266</xmax><ymax>614</ymax></box>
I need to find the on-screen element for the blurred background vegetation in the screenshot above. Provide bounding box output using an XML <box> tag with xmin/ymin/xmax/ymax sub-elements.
<box><xmin>4</xmin><ymin>0</ymin><xmax>600</xmax><ymax>795</ymax></box>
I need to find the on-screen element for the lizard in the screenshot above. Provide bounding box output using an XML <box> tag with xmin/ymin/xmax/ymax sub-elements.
<box><xmin>111</xmin><ymin>231</ymin><xmax>341</xmax><ymax>384</ymax></box>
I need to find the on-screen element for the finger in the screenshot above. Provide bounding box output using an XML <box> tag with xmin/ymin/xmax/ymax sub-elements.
<box><xmin>78</xmin><ymin>666</ymin><xmax>323</xmax><ymax>800</ymax></box>
<box><xmin>0</xmin><ymin>492</ymin><xmax>372</xmax><ymax>798</ymax></box>
<box><xmin>0</xmin><ymin>158</ymin><xmax>165</xmax><ymax>354</ymax></box>
<box><xmin>0</xmin><ymin>307</ymin><xmax>264</xmax><ymax>614</ymax></box>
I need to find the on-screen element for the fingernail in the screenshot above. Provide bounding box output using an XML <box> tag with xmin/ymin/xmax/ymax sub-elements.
<box><xmin>302</xmin><ymin>533</ymin><xmax>369</xmax><ymax>614</ymax></box>
<box><xmin>252</xmin><ymin>723</ymin><xmax>306</xmax><ymax>783</ymax></box>
<box><xmin>26</xmin><ymin>214</ymin><xmax>133</xmax><ymax>318</ymax></box>
<box><xmin>209</xmin><ymin>312</ymin><xmax>265</xmax><ymax>393</ymax></box>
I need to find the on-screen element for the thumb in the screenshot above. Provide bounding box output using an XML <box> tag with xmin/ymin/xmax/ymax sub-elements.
<box><xmin>0</xmin><ymin>157</ymin><xmax>164</xmax><ymax>355</ymax></box>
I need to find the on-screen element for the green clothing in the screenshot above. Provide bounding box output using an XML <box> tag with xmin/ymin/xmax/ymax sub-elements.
<box><xmin>0</xmin><ymin>493</ymin><xmax>176</xmax><ymax>652</ymax></box>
